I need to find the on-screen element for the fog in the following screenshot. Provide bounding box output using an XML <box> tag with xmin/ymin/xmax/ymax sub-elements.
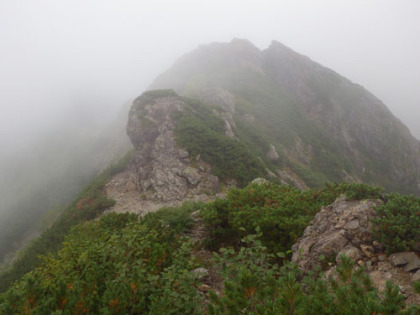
<box><xmin>1</xmin><ymin>1</ymin><xmax>420</xmax><ymax>208</ymax></box>
<box><xmin>1</xmin><ymin>0</ymin><xmax>419</xmax><ymax>146</ymax></box>
<box><xmin>0</xmin><ymin>0</ymin><xmax>419</xmax><ymax>266</ymax></box>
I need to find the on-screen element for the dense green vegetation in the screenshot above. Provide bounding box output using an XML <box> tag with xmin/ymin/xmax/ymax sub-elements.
<box><xmin>201</xmin><ymin>182</ymin><xmax>384</xmax><ymax>254</ymax></box>
<box><xmin>209</xmin><ymin>234</ymin><xmax>413</xmax><ymax>315</ymax></box>
<box><xmin>173</xmin><ymin>98</ymin><xmax>267</xmax><ymax>187</ymax></box>
<box><xmin>133</xmin><ymin>89</ymin><xmax>179</xmax><ymax>109</ymax></box>
<box><xmin>373</xmin><ymin>193</ymin><xmax>420</xmax><ymax>255</ymax></box>
<box><xmin>2</xmin><ymin>179</ymin><xmax>419</xmax><ymax>313</ymax></box>
<box><xmin>0</xmin><ymin>203</ymin><xmax>204</xmax><ymax>314</ymax></box>
<box><xmin>0</xmin><ymin>152</ymin><xmax>133</xmax><ymax>293</ymax></box>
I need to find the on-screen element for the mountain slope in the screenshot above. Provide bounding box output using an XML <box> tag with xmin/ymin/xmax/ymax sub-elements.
<box><xmin>150</xmin><ymin>39</ymin><xmax>420</xmax><ymax>195</ymax></box>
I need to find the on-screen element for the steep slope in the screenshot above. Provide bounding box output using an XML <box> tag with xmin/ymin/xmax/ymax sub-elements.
<box><xmin>150</xmin><ymin>39</ymin><xmax>420</xmax><ymax>195</ymax></box>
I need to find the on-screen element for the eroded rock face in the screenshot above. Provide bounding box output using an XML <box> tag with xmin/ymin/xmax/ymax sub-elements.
<box><xmin>291</xmin><ymin>196</ymin><xmax>420</xmax><ymax>305</ymax></box>
<box><xmin>126</xmin><ymin>95</ymin><xmax>219</xmax><ymax>202</ymax></box>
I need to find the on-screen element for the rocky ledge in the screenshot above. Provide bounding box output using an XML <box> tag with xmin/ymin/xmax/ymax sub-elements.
<box><xmin>292</xmin><ymin>196</ymin><xmax>420</xmax><ymax>305</ymax></box>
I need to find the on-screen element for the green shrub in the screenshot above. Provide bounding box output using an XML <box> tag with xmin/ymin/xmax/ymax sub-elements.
<box><xmin>172</xmin><ymin>100</ymin><xmax>267</xmax><ymax>187</ymax></box>
<box><xmin>133</xmin><ymin>89</ymin><xmax>179</xmax><ymax>108</ymax></box>
<box><xmin>202</xmin><ymin>182</ymin><xmax>340</xmax><ymax>253</ymax></box>
<box><xmin>0</xmin><ymin>212</ymin><xmax>203</xmax><ymax>314</ymax></box>
<box><xmin>0</xmin><ymin>152</ymin><xmax>133</xmax><ymax>293</ymax></box>
<box><xmin>333</xmin><ymin>182</ymin><xmax>385</xmax><ymax>200</ymax></box>
<box><xmin>372</xmin><ymin>193</ymin><xmax>420</xmax><ymax>255</ymax></box>
<box><xmin>143</xmin><ymin>201</ymin><xmax>204</xmax><ymax>234</ymax></box>
<box><xmin>202</xmin><ymin>182</ymin><xmax>385</xmax><ymax>254</ymax></box>
<box><xmin>208</xmin><ymin>233</ymin><xmax>410</xmax><ymax>315</ymax></box>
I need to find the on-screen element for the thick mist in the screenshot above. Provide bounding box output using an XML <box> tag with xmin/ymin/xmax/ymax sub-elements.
<box><xmin>1</xmin><ymin>0</ymin><xmax>419</xmax><ymax>146</ymax></box>
<box><xmin>0</xmin><ymin>0</ymin><xmax>419</xmax><ymax>263</ymax></box>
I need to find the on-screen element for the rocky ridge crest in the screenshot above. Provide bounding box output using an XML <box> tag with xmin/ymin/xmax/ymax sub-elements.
<box><xmin>150</xmin><ymin>38</ymin><xmax>420</xmax><ymax>195</ymax></box>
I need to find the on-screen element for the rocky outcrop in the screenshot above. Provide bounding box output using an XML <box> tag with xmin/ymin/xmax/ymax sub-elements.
<box><xmin>292</xmin><ymin>196</ymin><xmax>420</xmax><ymax>305</ymax></box>
<box><xmin>197</xmin><ymin>88</ymin><xmax>237</xmax><ymax>139</ymax></box>
<box><xmin>266</xmin><ymin>144</ymin><xmax>279</xmax><ymax>161</ymax></box>
<box><xmin>291</xmin><ymin>196</ymin><xmax>380</xmax><ymax>269</ymax></box>
<box><xmin>276</xmin><ymin>168</ymin><xmax>309</xmax><ymax>190</ymax></box>
<box><xmin>126</xmin><ymin>94</ymin><xmax>219</xmax><ymax>202</ymax></box>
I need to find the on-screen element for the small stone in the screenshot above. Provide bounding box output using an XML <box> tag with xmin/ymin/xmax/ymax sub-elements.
<box><xmin>183</xmin><ymin>167</ymin><xmax>201</xmax><ymax>186</ymax></box>
<box><xmin>360</xmin><ymin>244</ymin><xmax>374</xmax><ymax>258</ymax></box>
<box><xmin>378</xmin><ymin>255</ymin><xmax>386</xmax><ymax>262</ymax></box>
<box><xmin>178</xmin><ymin>149</ymin><xmax>189</xmax><ymax>159</ymax></box>
<box><xmin>378</xmin><ymin>262</ymin><xmax>389</xmax><ymax>271</ymax></box>
<box><xmin>389</xmin><ymin>253</ymin><xmax>409</xmax><ymax>267</ymax></box>
<box><xmin>334</xmin><ymin>221</ymin><xmax>346</xmax><ymax>229</ymax></box>
<box><xmin>344</xmin><ymin>219</ymin><xmax>360</xmax><ymax>230</ymax></box>
<box><xmin>373</xmin><ymin>241</ymin><xmax>383</xmax><ymax>252</ymax></box>
<box><xmin>324</xmin><ymin>268</ymin><xmax>339</xmax><ymax>281</ymax></box>
<box><xmin>192</xmin><ymin>267</ymin><xmax>210</xmax><ymax>281</ymax></box>
<box><xmin>366</xmin><ymin>261</ymin><xmax>373</xmax><ymax>271</ymax></box>
<box><xmin>197</xmin><ymin>284</ymin><xmax>211</xmax><ymax>292</ymax></box>
<box><xmin>336</xmin><ymin>246</ymin><xmax>362</xmax><ymax>263</ymax></box>
<box><xmin>357</xmin><ymin>260</ymin><xmax>365</xmax><ymax>267</ymax></box>
<box><xmin>251</xmin><ymin>177</ymin><xmax>269</xmax><ymax>185</ymax></box>
<box><xmin>389</xmin><ymin>252</ymin><xmax>420</xmax><ymax>272</ymax></box>
<box><xmin>371</xmin><ymin>256</ymin><xmax>378</xmax><ymax>263</ymax></box>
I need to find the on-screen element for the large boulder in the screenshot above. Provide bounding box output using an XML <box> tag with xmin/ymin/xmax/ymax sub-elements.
<box><xmin>291</xmin><ymin>196</ymin><xmax>420</xmax><ymax>305</ymax></box>
<box><xmin>291</xmin><ymin>196</ymin><xmax>379</xmax><ymax>269</ymax></box>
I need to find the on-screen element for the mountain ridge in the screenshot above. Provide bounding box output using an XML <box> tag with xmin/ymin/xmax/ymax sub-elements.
<box><xmin>1</xmin><ymin>40</ymin><xmax>420</xmax><ymax>313</ymax></box>
<box><xmin>150</xmin><ymin>39</ymin><xmax>420</xmax><ymax>195</ymax></box>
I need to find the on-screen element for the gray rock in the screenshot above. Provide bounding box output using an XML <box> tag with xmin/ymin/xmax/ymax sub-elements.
<box><xmin>412</xmin><ymin>270</ymin><xmax>420</xmax><ymax>283</ymax></box>
<box><xmin>344</xmin><ymin>219</ymin><xmax>360</xmax><ymax>230</ymax></box>
<box><xmin>389</xmin><ymin>252</ymin><xmax>420</xmax><ymax>272</ymax></box>
<box><xmin>126</xmin><ymin>95</ymin><xmax>220</xmax><ymax>202</ymax></box>
<box><xmin>291</xmin><ymin>197</ymin><xmax>380</xmax><ymax>270</ymax></box>
<box><xmin>251</xmin><ymin>177</ymin><xmax>269</xmax><ymax>185</ymax></box>
<box><xmin>183</xmin><ymin>167</ymin><xmax>201</xmax><ymax>185</ymax></box>
<box><xmin>267</xmin><ymin>144</ymin><xmax>280</xmax><ymax>161</ymax></box>
<box><xmin>360</xmin><ymin>244</ymin><xmax>374</xmax><ymax>258</ymax></box>
<box><xmin>192</xmin><ymin>267</ymin><xmax>210</xmax><ymax>282</ymax></box>
<box><xmin>336</xmin><ymin>245</ymin><xmax>362</xmax><ymax>263</ymax></box>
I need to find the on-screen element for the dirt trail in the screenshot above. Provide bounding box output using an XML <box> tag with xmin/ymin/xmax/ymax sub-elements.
<box><xmin>103</xmin><ymin>170</ymin><xmax>187</xmax><ymax>215</ymax></box>
<box><xmin>103</xmin><ymin>170</ymin><xmax>222</xmax><ymax>215</ymax></box>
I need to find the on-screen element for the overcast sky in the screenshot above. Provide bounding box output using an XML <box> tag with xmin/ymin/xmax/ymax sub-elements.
<box><xmin>1</xmin><ymin>0</ymin><xmax>419</xmax><ymax>149</ymax></box>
